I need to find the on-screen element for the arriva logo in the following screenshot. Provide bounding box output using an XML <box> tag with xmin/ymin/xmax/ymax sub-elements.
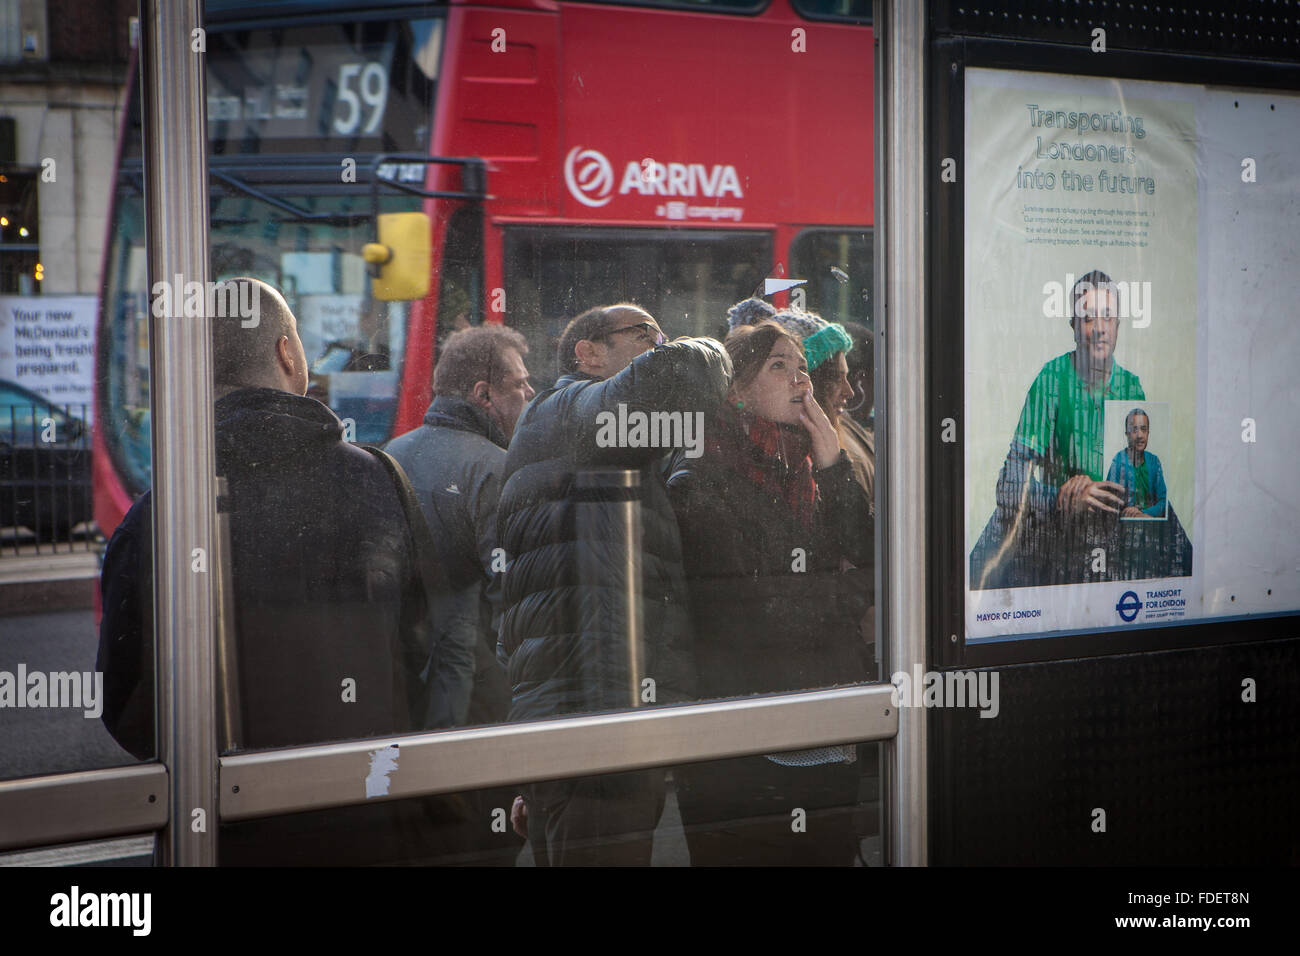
<box><xmin>565</xmin><ymin>146</ymin><xmax>745</xmax><ymax>208</ymax></box>
<box><xmin>565</xmin><ymin>146</ymin><xmax>615</xmax><ymax>207</ymax></box>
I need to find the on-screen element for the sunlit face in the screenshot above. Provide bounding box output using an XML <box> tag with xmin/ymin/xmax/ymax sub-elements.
<box><xmin>584</xmin><ymin>307</ymin><xmax>665</xmax><ymax>378</ymax></box>
<box><xmin>1072</xmin><ymin>285</ymin><xmax>1119</xmax><ymax>374</ymax></box>
<box><xmin>815</xmin><ymin>352</ymin><xmax>853</xmax><ymax>427</ymax></box>
<box><xmin>488</xmin><ymin>347</ymin><xmax>535</xmax><ymax>439</ymax></box>
<box><xmin>1126</xmin><ymin>412</ymin><xmax>1149</xmax><ymax>454</ymax></box>
<box><xmin>734</xmin><ymin>339</ymin><xmax>813</xmax><ymax>426</ymax></box>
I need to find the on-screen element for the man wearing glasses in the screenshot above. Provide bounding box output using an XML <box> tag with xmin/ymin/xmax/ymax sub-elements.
<box><xmin>495</xmin><ymin>303</ymin><xmax>732</xmax><ymax>866</ymax></box>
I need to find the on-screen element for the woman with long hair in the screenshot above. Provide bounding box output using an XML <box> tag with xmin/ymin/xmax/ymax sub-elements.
<box><xmin>668</xmin><ymin>319</ymin><xmax>873</xmax><ymax>865</ymax></box>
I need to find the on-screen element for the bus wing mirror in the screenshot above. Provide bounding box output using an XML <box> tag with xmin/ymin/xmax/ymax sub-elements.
<box><xmin>364</xmin><ymin>212</ymin><xmax>431</xmax><ymax>301</ymax></box>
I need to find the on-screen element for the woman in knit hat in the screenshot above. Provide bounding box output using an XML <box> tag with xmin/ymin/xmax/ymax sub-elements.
<box><xmin>666</xmin><ymin>319</ymin><xmax>873</xmax><ymax>865</ymax></box>
<box><xmin>728</xmin><ymin>299</ymin><xmax>857</xmax><ymax>432</ymax></box>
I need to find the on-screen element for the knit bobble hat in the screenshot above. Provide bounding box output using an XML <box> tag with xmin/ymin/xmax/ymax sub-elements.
<box><xmin>726</xmin><ymin>297</ymin><xmax>777</xmax><ymax>333</ymax></box>
<box><xmin>772</xmin><ymin>308</ymin><xmax>854</xmax><ymax>372</ymax></box>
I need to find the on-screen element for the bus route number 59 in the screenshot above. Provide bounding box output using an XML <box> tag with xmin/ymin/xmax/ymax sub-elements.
<box><xmin>334</xmin><ymin>62</ymin><xmax>389</xmax><ymax>136</ymax></box>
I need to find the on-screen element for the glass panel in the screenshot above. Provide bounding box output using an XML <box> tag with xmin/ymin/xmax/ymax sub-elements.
<box><xmin>789</xmin><ymin>228</ymin><xmax>874</xmax><ymax>332</ymax></box>
<box><xmin>86</xmin><ymin>11</ymin><xmax>444</xmax><ymax>776</ymax></box>
<box><xmin>504</xmin><ymin>228</ymin><xmax>773</xmax><ymax>389</ymax></box>
<box><xmin>160</xmin><ymin>7</ymin><xmax>876</xmax><ymax>759</ymax></box>
<box><xmin>81</xmin><ymin>0</ymin><xmax>879</xmax><ymax>867</ymax></box>
<box><xmin>101</xmin><ymin>11</ymin><xmax>442</xmax><ymax>499</ymax></box>
<box><xmin>1</xmin><ymin>1</ymin><xmax>136</xmax><ymax>782</ymax></box>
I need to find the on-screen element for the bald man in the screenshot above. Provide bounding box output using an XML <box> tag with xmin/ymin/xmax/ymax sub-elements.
<box><xmin>97</xmin><ymin>278</ymin><xmax>443</xmax><ymax>865</ymax></box>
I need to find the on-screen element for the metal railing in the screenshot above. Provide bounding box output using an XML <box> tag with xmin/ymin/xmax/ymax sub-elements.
<box><xmin>0</xmin><ymin>402</ymin><xmax>99</xmax><ymax>557</ymax></box>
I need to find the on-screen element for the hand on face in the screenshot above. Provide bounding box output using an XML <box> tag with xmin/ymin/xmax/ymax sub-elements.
<box><xmin>797</xmin><ymin>391</ymin><xmax>841</xmax><ymax>470</ymax></box>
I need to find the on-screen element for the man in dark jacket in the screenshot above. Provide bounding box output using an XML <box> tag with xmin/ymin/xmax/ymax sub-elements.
<box><xmin>496</xmin><ymin>303</ymin><xmax>732</xmax><ymax>865</ymax></box>
<box><xmin>385</xmin><ymin>324</ymin><xmax>534</xmax><ymax>864</ymax></box>
<box><xmin>96</xmin><ymin>278</ymin><xmax>440</xmax><ymax>865</ymax></box>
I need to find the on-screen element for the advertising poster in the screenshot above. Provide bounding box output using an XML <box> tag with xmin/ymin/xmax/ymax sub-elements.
<box><xmin>0</xmin><ymin>295</ymin><xmax>98</xmax><ymax>422</ymax></box>
<box><xmin>963</xmin><ymin>68</ymin><xmax>1300</xmax><ymax>640</ymax></box>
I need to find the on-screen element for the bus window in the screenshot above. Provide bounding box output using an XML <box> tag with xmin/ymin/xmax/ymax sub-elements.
<box><xmin>98</xmin><ymin>13</ymin><xmax>442</xmax><ymax>502</ymax></box>
<box><xmin>791</xmin><ymin>0</ymin><xmax>872</xmax><ymax>23</ymax></box>
<box><xmin>0</xmin><ymin>168</ymin><xmax>40</xmax><ymax>294</ymax></box>
<box><xmin>570</xmin><ymin>0</ymin><xmax>768</xmax><ymax>14</ymax></box>
<box><xmin>789</xmin><ymin>228</ymin><xmax>874</xmax><ymax>331</ymax></box>
<box><xmin>434</xmin><ymin>206</ymin><xmax>484</xmax><ymax>356</ymax></box>
<box><xmin>503</xmin><ymin>227</ymin><xmax>773</xmax><ymax>388</ymax></box>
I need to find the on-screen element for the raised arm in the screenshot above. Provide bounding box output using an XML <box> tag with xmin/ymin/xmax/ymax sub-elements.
<box><xmin>570</xmin><ymin>337</ymin><xmax>732</xmax><ymax>465</ymax></box>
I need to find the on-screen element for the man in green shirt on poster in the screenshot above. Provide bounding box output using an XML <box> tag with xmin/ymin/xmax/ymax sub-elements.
<box><xmin>972</xmin><ymin>271</ymin><xmax>1141</xmax><ymax>588</ymax></box>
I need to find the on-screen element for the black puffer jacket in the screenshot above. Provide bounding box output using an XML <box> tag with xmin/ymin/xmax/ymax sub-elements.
<box><xmin>97</xmin><ymin>388</ymin><xmax>439</xmax><ymax>865</ymax></box>
<box><xmin>667</xmin><ymin>413</ymin><xmax>873</xmax><ymax>699</ymax></box>
<box><xmin>496</xmin><ymin>338</ymin><xmax>732</xmax><ymax>719</ymax></box>
<box><xmin>98</xmin><ymin>387</ymin><xmax>430</xmax><ymax>754</ymax></box>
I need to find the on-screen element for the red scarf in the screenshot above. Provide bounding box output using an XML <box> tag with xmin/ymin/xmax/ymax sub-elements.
<box><xmin>706</xmin><ymin>407</ymin><xmax>817</xmax><ymax>529</ymax></box>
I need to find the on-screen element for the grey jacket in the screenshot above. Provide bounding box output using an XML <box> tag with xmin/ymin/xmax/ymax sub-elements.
<box><xmin>386</xmin><ymin>395</ymin><xmax>511</xmax><ymax>728</ymax></box>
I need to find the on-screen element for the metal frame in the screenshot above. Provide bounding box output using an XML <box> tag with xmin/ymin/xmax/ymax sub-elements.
<box><xmin>0</xmin><ymin>765</ymin><xmax>168</xmax><ymax>851</ymax></box>
<box><xmin>0</xmin><ymin>686</ymin><xmax>897</xmax><ymax>845</ymax></box>
<box><xmin>877</xmin><ymin>0</ymin><xmax>928</xmax><ymax>867</ymax></box>
<box><xmin>222</xmin><ymin>686</ymin><xmax>897</xmax><ymax>821</ymax></box>
<box><xmin>929</xmin><ymin>34</ymin><xmax>1300</xmax><ymax>672</ymax></box>
<box><xmin>140</xmin><ymin>0</ymin><xmax>218</xmax><ymax>866</ymax></box>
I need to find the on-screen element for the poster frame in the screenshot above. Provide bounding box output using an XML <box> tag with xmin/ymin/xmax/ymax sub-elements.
<box><xmin>928</xmin><ymin>35</ymin><xmax>1300</xmax><ymax>670</ymax></box>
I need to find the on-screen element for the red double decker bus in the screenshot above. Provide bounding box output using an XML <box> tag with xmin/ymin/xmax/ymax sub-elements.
<box><xmin>95</xmin><ymin>0</ymin><xmax>873</xmax><ymax>536</ymax></box>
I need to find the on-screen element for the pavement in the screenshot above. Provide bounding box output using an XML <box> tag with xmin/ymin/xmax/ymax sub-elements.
<box><xmin>0</xmin><ymin>529</ymin><xmax>101</xmax><ymax>617</ymax></box>
<box><xmin>0</xmin><ymin>608</ymin><xmax>132</xmax><ymax>781</ymax></box>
